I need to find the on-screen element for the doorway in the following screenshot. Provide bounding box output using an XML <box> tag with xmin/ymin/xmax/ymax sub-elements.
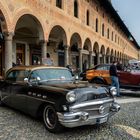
<box><xmin>16</xmin><ymin>43</ymin><xmax>25</xmax><ymax>65</ymax></box>
<box><xmin>30</xmin><ymin>45</ymin><xmax>41</xmax><ymax>65</ymax></box>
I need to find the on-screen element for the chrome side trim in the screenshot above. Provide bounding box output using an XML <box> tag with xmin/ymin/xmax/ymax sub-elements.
<box><xmin>1</xmin><ymin>94</ymin><xmax>55</xmax><ymax>105</ymax></box>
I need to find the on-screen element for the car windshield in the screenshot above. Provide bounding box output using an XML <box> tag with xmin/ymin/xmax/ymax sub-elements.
<box><xmin>29</xmin><ymin>68</ymin><xmax>73</xmax><ymax>82</ymax></box>
<box><xmin>95</xmin><ymin>65</ymin><xmax>110</xmax><ymax>70</ymax></box>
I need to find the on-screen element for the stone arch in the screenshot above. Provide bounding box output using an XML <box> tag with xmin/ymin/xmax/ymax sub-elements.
<box><xmin>48</xmin><ymin>25</ymin><xmax>67</xmax><ymax>46</ymax></box>
<box><xmin>110</xmin><ymin>49</ymin><xmax>114</xmax><ymax>63</ymax></box>
<box><xmin>0</xmin><ymin>8</ymin><xmax>9</xmax><ymax>75</ymax></box>
<box><xmin>93</xmin><ymin>42</ymin><xmax>99</xmax><ymax>53</ymax></box>
<box><xmin>0</xmin><ymin>2</ymin><xmax>11</xmax><ymax>32</ymax></box>
<box><xmin>93</xmin><ymin>42</ymin><xmax>99</xmax><ymax>65</ymax></box>
<box><xmin>120</xmin><ymin>52</ymin><xmax>123</xmax><ymax>61</ymax></box>
<box><xmin>70</xmin><ymin>32</ymin><xmax>82</xmax><ymax>68</ymax></box>
<box><xmin>114</xmin><ymin>50</ymin><xmax>117</xmax><ymax>60</ymax></box>
<box><xmin>100</xmin><ymin>45</ymin><xmax>105</xmax><ymax>55</ymax></box>
<box><xmin>82</xmin><ymin>38</ymin><xmax>92</xmax><ymax>70</ymax></box>
<box><xmin>117</xmin><ymin>51</ymin><xmax>120</xmax><ymax>61</ymax></box>
<box><xmin>100</xmin><ymin>45</ymin><xmax>105</xmax><ymax>64</ymax></box>
<box><xmin>13</xmin><ymin>14</ymin><xmax>45</xmax><ymax>66</ymax></box>
<box><xmin>106</xmin><ymin>47</ymin><xmax>110</xmax><ymax>56</ymax></box>
<box><xmin>83</xmin><ymin>38</ymin><xmax>92</xmax><ymax>51</ymax></box>
<box><xmin>15</xmin><ymin>14</ymin><xmax>44</xmax><ymax>39</ymax></box>
<box><xmin>12</xmin><ymin>8</ymin><xmax>46</xmax><ymax>38</ymax></box>
<box><xmin>48</xmin><ymin>25</ymin><xmax>67</xmax><ymax>66</ymax></box>
<box><xmin>48</xmin><ymin>22</ymin><xmax>69</xmax><ymax>44</ymax></box>
<box><xmin>70</xmin><ymin>32</ymin><xmax>82</xmax><ymax>49</ymax></box>
<box><xmin>106</xmin><ymin>47</ymin><xmax>110</xmax><ymax>63</ymax></box>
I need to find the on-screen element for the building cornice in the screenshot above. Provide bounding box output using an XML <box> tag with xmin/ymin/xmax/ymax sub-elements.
<box><xmin>98</xmin><ymin>0</ymin><xmax>140</xmax><ymax>49</ymax></box>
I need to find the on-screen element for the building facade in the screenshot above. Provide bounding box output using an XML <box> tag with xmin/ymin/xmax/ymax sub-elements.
<box><xmin>0</xmin><ymin>0</ymin><xmax>139</xmax><ymax>75</ymax></box>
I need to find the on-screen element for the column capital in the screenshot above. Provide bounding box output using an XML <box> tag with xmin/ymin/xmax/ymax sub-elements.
<box><xmin>89</xmin><ymin>51</ymin><xmax>92</xmax><ymax>53</ymax></box>
<box><xmin>64</xmin><ymin>45</ymin><xmax>69</xmax><ymax>49</ymax></box>
<box><xmin>39</xmin><ymin>39</ymin><xmax>47</xmax><ymax>45</ymax></box>
<box><xmin>78</xmin><ymin>47</ymin><xmax>83</xmax><ymax>51</ymax></box>
<box><xmin>3</xmin><ymin>31</ymin><xmax>14</xmax><ymax>41</ymax></box>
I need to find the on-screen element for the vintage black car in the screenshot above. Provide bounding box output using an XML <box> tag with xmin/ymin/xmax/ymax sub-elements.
<box><xmin>0</xmin><ymin>65</ymin><xmax>120</xmax><ymax>133</ymax></box>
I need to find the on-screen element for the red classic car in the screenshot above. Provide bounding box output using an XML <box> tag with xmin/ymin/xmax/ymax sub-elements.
<box><xmin>85</xmin><ymin>64</ymin><xmax>140</xmax><ymax>88</ymax></box>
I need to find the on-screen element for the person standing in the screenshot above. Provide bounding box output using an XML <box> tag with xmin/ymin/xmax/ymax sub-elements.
<box><xmin>109</xmin><ymin>61</ymin><xmax>120</xmax><ymax>97</ymax></box>
<box><xmin>116</xmin><ymin>61</ymin><xmax>123</xmax><ymax>71</ymax></box>
<box><xmin>44</xmin><ymin>53</ymin><xmax>54</xmax><ymax>66</ymax></box>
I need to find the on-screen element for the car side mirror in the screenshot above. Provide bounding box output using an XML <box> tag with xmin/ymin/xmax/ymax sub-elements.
<box><xmin>36</xmin><ymin>76</ymin><xmax>41</xmax><ymax>81</ymax></box>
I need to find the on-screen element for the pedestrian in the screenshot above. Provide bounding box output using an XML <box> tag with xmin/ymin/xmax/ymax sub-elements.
<box><xmin>46</xmin><ymin>53</ymin><xmax>53</xmax><ymax>66</ymax></box>
<box><xmin>116</xmin><ymin>61</ymin><xmax>123</xmax><ymax>71</ymax></box>
<box><xmin>16</xmin><ymin>57</ymin><xmax>22</xmax><ymax>65</ymax></box>
<box><xmin>109</xmin><ymin>61</ymin><xmax>120</xmax><ymax>97</ymax></box>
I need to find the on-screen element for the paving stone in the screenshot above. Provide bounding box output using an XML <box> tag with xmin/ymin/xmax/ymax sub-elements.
<box><xmin>0</xmin><ymin>98</ymin><xmax>140</xmax><ymax>140</ymax></box>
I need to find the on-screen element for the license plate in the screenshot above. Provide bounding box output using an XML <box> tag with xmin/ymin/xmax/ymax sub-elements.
<box><xmin>96</xmin><ymin>117</ymin><xmax>108</xmax><ymax>124</ymax></box>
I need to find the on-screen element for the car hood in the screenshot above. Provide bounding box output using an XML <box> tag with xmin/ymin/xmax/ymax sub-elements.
<box><xmin>39</xmin><ymin>81</ymin><xmax>110</xmax><ymax>101</ymax></box>
<box><xmin>41</xmin><ymin>80</ymin><xmax>100</xmax><ymax>89</ymax></box>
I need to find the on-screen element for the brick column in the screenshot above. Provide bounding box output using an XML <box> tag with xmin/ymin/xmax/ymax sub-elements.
<box><xmin>79</xmin><ymin>48</ymin><xmax>83</xmax><ymax>72</ymax></box>
<box><xmin>4</xmin><ymin>32</ymin><xmax>14</xmax><ymax>73</ymax></box>
<box><xmin>89</xmin><ymin>51</ymin><xmax>92</xmax><ymax>68</ymax></box>
<box><xmin>108</xmin><ymin>55</ymin><xmax>111</xmax><ymax>64</ymax></box>
<box><xmin>103</xmin><ymin>54</ymin><xmax>106</xmax><ymax>64</ymax></box>
<box><xmin>40</xmin><ymin>40</ymin><xmax>47</xmax><ymax>62</ymax></box>
<box><xmin>97</xmin><ymin>53</ymin><xmax>100</xmax><ymax>64</ymax></box>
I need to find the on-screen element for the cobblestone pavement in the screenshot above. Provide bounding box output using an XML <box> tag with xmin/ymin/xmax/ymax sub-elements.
<box><xmin>0</xmin><ymin>98</ymin><xmax>140</xmax><ymax>140</ymax></box>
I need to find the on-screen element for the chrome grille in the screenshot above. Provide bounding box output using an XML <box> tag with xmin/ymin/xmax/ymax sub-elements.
<box><xmin>70</xmin><ymin>99</ymin><xmax>113</xmax><ymax>116</ymax></box>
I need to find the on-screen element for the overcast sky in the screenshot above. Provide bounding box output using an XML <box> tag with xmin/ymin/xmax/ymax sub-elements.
<box><xmin>112</xmin><ymin>0</ymin><xmax>140</xmax><ymax>45</ymax></box>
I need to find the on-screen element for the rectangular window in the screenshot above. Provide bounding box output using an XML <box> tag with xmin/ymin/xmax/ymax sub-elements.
<box><xmin>56</xmin><ymin>0</ymin><xmax>62</xmax><ymax>9</ymax></box>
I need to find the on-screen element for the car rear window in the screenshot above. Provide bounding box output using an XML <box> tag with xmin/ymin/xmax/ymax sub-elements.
<box><xmin>6</xmin><ymin>70</ymin><xmax>29</xmax><ymax>82</ymax></box>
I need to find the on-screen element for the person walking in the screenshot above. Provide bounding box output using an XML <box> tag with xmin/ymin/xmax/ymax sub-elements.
<box><xmin>109</xmin><ymin>61</ymin><xmax>120</xmax><ymax>97</ymax></box>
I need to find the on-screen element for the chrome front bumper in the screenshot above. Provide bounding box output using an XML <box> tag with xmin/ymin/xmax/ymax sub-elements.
<box><xmin>57</xmin><ymin>99</ymin><xmax>120</xmax><ymax>128</ymax></box>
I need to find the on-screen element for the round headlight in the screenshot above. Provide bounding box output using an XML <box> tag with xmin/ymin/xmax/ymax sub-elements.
<box><xmin>66</xmin><ymin>91</ymin><xmax>76</xmax><ymax>103</ymax></box>
<box><xmin>110</xmin><ymin>87</ymin><xmax>117</xmax><ymax>96</ymax></box>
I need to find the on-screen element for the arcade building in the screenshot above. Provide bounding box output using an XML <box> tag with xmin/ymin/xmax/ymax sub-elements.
<box><xmin>0</xmin><ymin>0</ymin><xmax>139</xmax><ymax>76</ymax></box>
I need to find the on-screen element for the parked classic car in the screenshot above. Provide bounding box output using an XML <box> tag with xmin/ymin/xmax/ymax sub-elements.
<box><xmin>85</xmin><ymin>64</ymin><xmax>140</xmax><ymax>88</ymax></box>
<box><xmin>0</xmin><ymin>65</ymin><xmax>120</xmax><ymax>133</ymax></box>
